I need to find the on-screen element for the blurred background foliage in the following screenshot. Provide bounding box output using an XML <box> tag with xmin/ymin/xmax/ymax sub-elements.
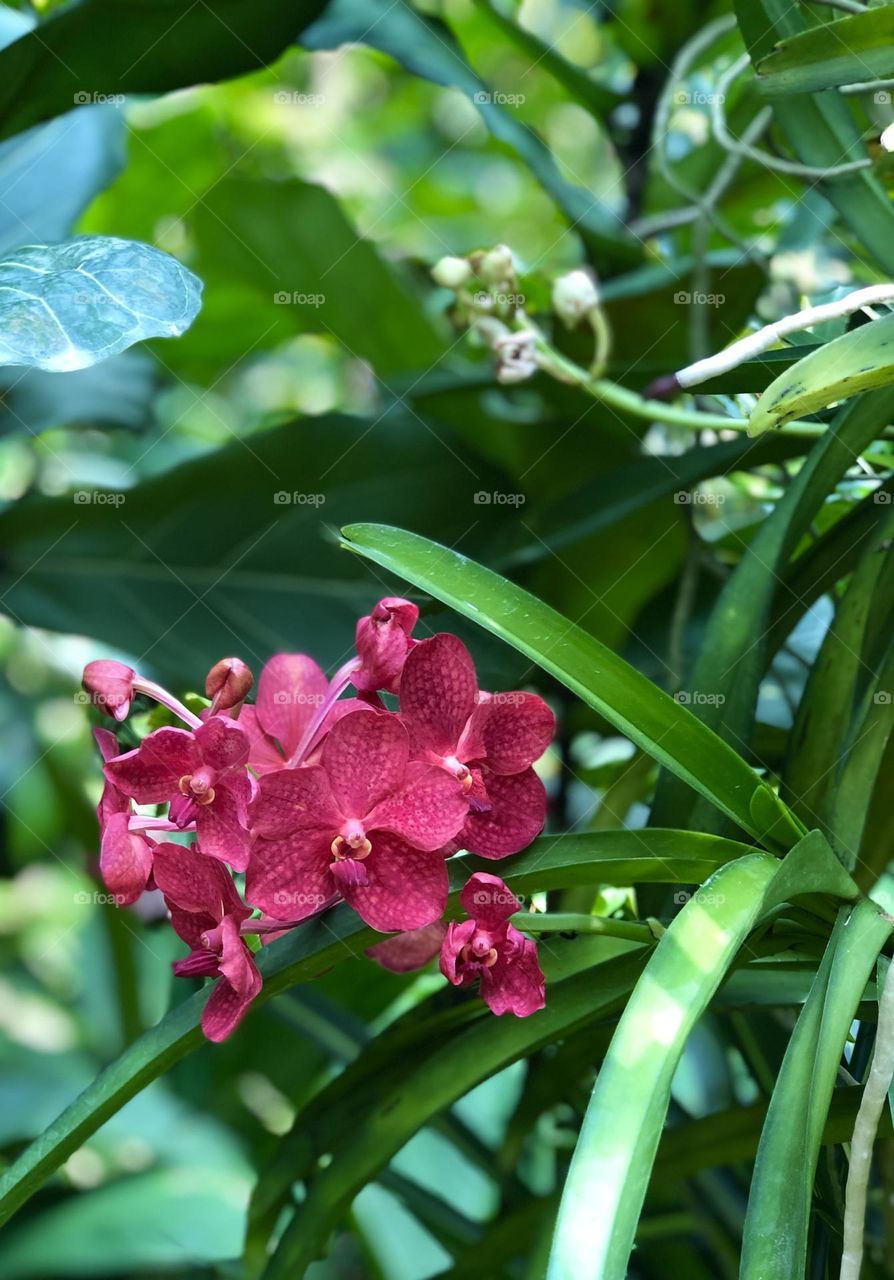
<box><xmin>1</xmin><ymin>0</ymin><xmax>892</xmax><ymax>1275</ymax></box>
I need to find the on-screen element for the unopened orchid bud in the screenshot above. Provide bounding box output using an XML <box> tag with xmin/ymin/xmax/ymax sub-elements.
<box><xmin>478</xmin><ymin>243</ymin><xmax>515</xmax><ymax>286</ymax></box>
<box><xmin>353</xmin><ymin>597</ymin><xmax>420</xmax><ymax>694</ymax></box>
<box><xmin>882</xmin><ymin>123</ymin><xmax>894</xmax><ymax>153</ymax></box>
<box><xmin>552</xmin><ymin>269</ymin><xmax>600</xmax><ymax>327</ymax></box>
<box><xmin>495</xmin><ymin>330</ymin><xmax>539</xmax><ymax>384</ymax></box>
<box><xmin>205</xmin><ymin>657</ymin><xmax>253</xmax><ymax>712</ymax></box>
<box><xmin>432</xmin><ymin>255</ymin><xmax>472</xmax><ymax>290</ymax></box>
<box><xmin>82</xmin><ymin>660</ymin><xmax>136</xmax><ymax>721</ymax></box>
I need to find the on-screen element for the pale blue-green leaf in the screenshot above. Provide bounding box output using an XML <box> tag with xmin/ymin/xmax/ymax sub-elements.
<box><xmin>0</xmin><ymin>236</ymin><xmax>202</xmax><ymax>371</ymax></box>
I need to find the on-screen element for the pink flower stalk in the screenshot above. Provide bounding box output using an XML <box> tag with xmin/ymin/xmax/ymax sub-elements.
<box><xmin>352</xmin><ymin>597</ymin><xmax>419</xmax><ymax>695</ymax></box>
<box><xmin>94</xmin><ymin>727</ymin><xmax>155</xmax><ymax>905</ymax></box>
<box><xmin>441</xmin><ymin>872</ymin><xmax>545</xmax><ymax>1016</ymax></box>
<box><xmin>399</xmin><ymin>634</ymin><xmax>554</xmax><ymax>856</ymax></box>
<box><xmin>152</xmin><ymin>843</ymin><xmax>261</xmax><ymax>1042</ymax></box>
<box><xmin>103</xmin><ymin>715</ymin><xmax>252</xmax><ymax>870</ymax></box>
<box><xmin>247</xmin><ymin>709</ymin><xmax>468</xmax><ymax>931</ymax></box>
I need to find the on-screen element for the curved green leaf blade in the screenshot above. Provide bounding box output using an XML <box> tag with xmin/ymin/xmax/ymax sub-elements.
<box><xmin>741</xmin><ymin>899</ymin><xmax>892</xmax><ymax>1279</ymax></box>
<box><xmin>0</xmin><ymin>829</ymin><xmax>731</xmax><ymax>1228</ymax></box>
<box><xmin>749</xmin><ymin>316</ymin><xmax>894</xmax><ymax>435</ymax></box>
<box><xmin>0</xmin><ymin>237</ymin><xmax>202</xmax><ymax>371</ymax></box>
<box><xmin>756</xmin><ymin>10</ymin><xmax>894</xmax><ymax>96</ymax></box>
<box><xmin>339</xmin><ymin>522</ymin><xmax>801</xmax><ymax>847</ymax></box>
<box><xmin>548</xmin><ymin>832</ymin><xmax>857</xmax><ymax>1280</ymax></box>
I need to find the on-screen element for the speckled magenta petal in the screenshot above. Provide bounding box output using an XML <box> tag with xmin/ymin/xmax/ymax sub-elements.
<box><xmin>439</xmin><ymin>918</ymin><xmax>476</xmax><ymax>984</ymax></box>
<box><xmin>99</xmin><ymin>813</ymin><xmax>154</xmax><ymax>906</ymax></box>
<box><xmin>238</xmin><ymin>706</ymin><xmax>287</xmax><ymax>774</ymax></box>
<box><xmin>152</xmin><ymin>841</ymin><xmax>243</xmax><ymax>919</ymax></box>
<box><xmin>368</xmin><ymin>920</ymin><xmax>447</xmax><ymax>972</ymax></box>
<box><xmin>217</xmin><ymin>914</ymin><xmax>260</xmax><ymax>998</ymax></box>
<box><xmin>353</xmin><ymin>597</ymin><xmax>419</xmax><ymax>694</ymax></box>
<box><xmin>195</xmin><ymin>714</ymin><xmax>250</xmax><ymax>771</ymax></box>
<box><xmin>202</xmin><ymin>966</ymin><xmax>262</xmax><ymax>1042</ymax></box>
<box><xmin>255</xmin><ymin>653</ymin><xmax>329</xmax><ymax>757</ymax></box>
<box><xmin>461</xmin><ymin>767</ymin><xmax>547</xmax><ymax>858</ymax></box>
<box><xmin>245</xmin><ymin>831</ymin><xmax>335</xmax><ymax>920</ymax></box>
<box><xmin>481</xmin><ymin>692</ymin><xmax>555</xmax><ymax>774</ymax></box>
<box><xmin>480</xmin><ymin>928</ymin><xmax>545</xmax><ymax>1016</ymax></box>
<box><xmin>249</xmin><ymin>764</ymin><xmax>340</xmax><ymax>840</ymax></box>
<box><xmin>459</xmin><ymin>871</ymin><xmax>522</xmax><ymax>927</ymax></box>
<box><xmin>104</xmin><ymin>727</ymin><xmax>198</xmax><ymax>804</ymax></box>
<box><xmin>342</xmin><ymin>834</ymin><xmax>449</xmax><ymax>932</ymax></box>
<box><xmin>196</xmin><ymin>777</ymin><xmax>251</xmax><ymax>871</ymax></box>
<box><xmin>399</xmin><ymin>634</ymin><xmax>479</xmax><ymax>756</ymax></box>
<box><xmin>367</xmin><ymin>762</ymin><xmax>467</xmax><ymax>851</ymax></box>
<box><xmin>321</xmin><ymin>709</ymin><xmax>409</xmax><ymax>818</ymax></box>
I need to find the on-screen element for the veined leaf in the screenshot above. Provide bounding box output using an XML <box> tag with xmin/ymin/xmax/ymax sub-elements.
<box><xmin>339</xmin><ymin>523</ymin><xmax>802</xmax><ymax>846</ymax></box>
<box><xmin>548</xmin><ymin>832</ymin><xmax>859</xmax><ymax>1280</ymax></box>
<box><xmin>756</xmin><ymin>10</ymin><xmax>894</xmax><ymax>96</ymax></box>
<box><xmin>0</xmin><ymin>237</ymin><xmax>201</xmax><ymax>371</ymax></box>
<box><xmin>0</xmin><ymin>829</ymin><xmax>731</xmax><ymax>1228</ymax></box>
<box><xmin>749</xmin><ymin>316</ymin><xmax>894</xmax><ymax>435</ymax></box>
<box><xmin>740</xmin><ymin>899</ymin><xmax>892</xmax><ymax>1279</ymax></box>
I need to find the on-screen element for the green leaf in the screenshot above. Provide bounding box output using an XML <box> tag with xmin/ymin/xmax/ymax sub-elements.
<box><xmin>0</xmin><ymin>352</ymin><xmax>156</xmax><ymax>437</ymax></box>
<box><xmin>652</xmin><ymin>387</ymin><xmax>894</xmax><ymax>832</ymax></box>
<box><xmin>748</xmin><ymin>317</ymin><xmax>894</xmax><ymax>435</ymax></box>
<box><xmin>0</xmin><ymin>0</ymin><xmax>331</xmax><ymax>141</ymax></box>
<box><xmin>303</xmin><ymin>0</ymin><xmax>639</xmax><ymax>265</ymax></box>
<box><xmin>339</xmin><ymin>522</ymin><xmax>798</xmax><ymax>845</ymax></box>
<box><xmin>740</xmin><ymin>899</ymin><xmax>892</xmax><ymax>1279</ymax></box>
<box><xmin>734</xmin><ymin>0</ymin><xmax>894</xmax><ymax>277</ymax></box>
<box><xmin>547</xmin><ymin>832</ymin><xmax>859</xmax><ymax>1280</ymax></box>
<box><xmin>0</xmin><ymin>237</ymin><xmax>201</xmax><ymax>371</ymax></box>
<box><xmin>756</xmin><ymin>9</ymin><xmax>894</xmax><ymax>96</ymax></box>
<box><xmin>0</xmin><ymin>830</ymin><xmax>722</xmax><ymax>1228</ymax></box>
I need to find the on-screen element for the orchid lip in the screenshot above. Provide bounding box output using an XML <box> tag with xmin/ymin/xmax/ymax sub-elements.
<box><xmin>442</xmin><ymin>755</ymin><xmax>473</xmax><ymax>792</ymax></box>
<box><xmin>331</xmin><ymin>833</ymin><xmax>372</xmax><ymax>860</ymax></box>
<box><xmin>179</xmin><ymin>774</ymin><xmax>216</xmax><ymax>806</ymax></box>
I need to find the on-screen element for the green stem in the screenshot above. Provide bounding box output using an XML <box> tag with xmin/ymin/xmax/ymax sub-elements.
<box><xmin>515</xmin><ymin>913</ymin><xmax>661</xmax><ymax>943</ymax></box>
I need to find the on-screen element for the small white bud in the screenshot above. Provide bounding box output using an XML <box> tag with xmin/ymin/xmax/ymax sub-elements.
<box><xmin>431</xmin><ymin>256</ymin><xmax>473</xmax><ymax>290</ymax></box>
<box><xmin>881</xmin><ymin>123</ymin><xmax>894</xmax><ymax>153</ymax></box>
<box><xmin>478</xmin><ymin>244</ymin><xmax>515</xmax><ymax>286</ymax></box>
<box><xmin>494</xmin><ymin>330</ymin><xmax>538</xmax><ymax>384</ymax></box>
<box><xmin>552</xmin><ymin>269</ymin><xmax>600</xmax><ymax>327</ymax></box>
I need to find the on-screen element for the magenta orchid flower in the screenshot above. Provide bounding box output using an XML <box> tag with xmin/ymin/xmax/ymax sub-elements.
<box><xmin>152</xmin><ymin>842</ymin><xmax>261</xmax><ymax>1042</ymax></box>
<box><xmin>441</xmin><ymin>872</ymin><xmax>545</xmax><ymax>1016</ymax></box>
<box><xmin>399</xmin><ymin>634</ymin><xmax>554</xmax><ymax>856</ymax></box>
<box><xmin>104</xmin><ymin>715</ymin><xmax>252</xmax><ymax>870</ymax></box>
<box><xmin>247</xmin><ymin>708</ymin><xmax>468</xmax><ymax>931</ymax></box>
<box><xmin>238</xmin><ymin>653</ymin><xmax>329</xmax><ymax>773</ymax></box>
<box><xmin>94</xmin><ymin>727</ymin><xmax>155</xmax><ymax>905</ymax></box>
<box><xmin>352</xmin><ymin>597</ymin><xmax>419</xmax><ymax>695</ymax></box>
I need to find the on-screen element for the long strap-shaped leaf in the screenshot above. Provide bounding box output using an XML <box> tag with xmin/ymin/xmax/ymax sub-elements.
<box><xmin>0</xmin><ymin>829</ymin><xmax>738</xmax><ymax>1228</ymax></box>
<box><xmin>339</xmin><ymin>523</ymin><xmax>801</xmax><ymax>848</ymax></box>
<box><xmin>740</xmin><ymin>899</ymin><xmax>892</xmax><ymax>1279</ymax></box>
<box><xmin>547</xmin><ymin>832</ymin><xmax>857</xmax><ymax>1280</ymax></box>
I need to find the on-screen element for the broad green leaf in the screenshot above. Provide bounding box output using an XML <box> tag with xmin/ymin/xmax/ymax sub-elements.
<box><xmin>0</xmin><ymin>107</ymin><xmax>125</xmax><ymax>256</ymax></box>
<box><xmin>0</xmin><ymin>0</ymin><xmax>331</xmax><ymax>141</ymax></box>
<box><xmin>0</xmin><ymin>352</ymin><xmax>156</xmax><ymax>437</ymax></box>
<box><xmin>339</xmin><ymin>522</ymin><xmax>801</xmax><ymax>846</ymax></box>
<box><xmin>652</xmin><ymin>387</ymin><xmax>894</xmax><ymax>832</ymax></box>
<box><xmin>735</xmin><ymin>0</ymin><xmax>894</xmax><ymax>277</ymax></box>
<box><xmin>756</xmin><ymin>10</ymin><xmax>894</xmax><ymax>96</ymax></box>
<box><xmin>749</xmin><ymin>316</ymin><xmax>894</xmax><ymax>435</ymax></box>
<box><xmin>0</xmin><ymin>830</ymin><xmax>725</xmax><ymax>1227</ymax></box>
<box><xmin>0</xmin><ymin>237</ymin><xmax>201</xmax><ymax>371</ymax></box>
<box><xmin>740</xmin><ymin>899</ymin><xmax>892</xmax><ymax>1279</ymax></box>
<box><xmin>303</xmin><ymin>0</ymin><xmax>639</xmax><ymax>265</ymax></box>
<box><xmin>548</xmin><ymin>832</ymin><xmax>859</xmax><ymax>1280</ymax></box>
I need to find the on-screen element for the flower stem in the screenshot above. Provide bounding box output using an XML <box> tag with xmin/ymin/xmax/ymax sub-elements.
<box><xmin>133</xmin><ymin>677</ymin><xmax>203</xmax><ymax>730</ymax></box>
<box><xmin>288</xmin><ymin>658</ymin><xmax>359</xmax><ymax>766</ymax></box>
<box><xmin>515</xmin><ymin>913</ymin><xmax>661</xmax><ymax>943</ymax></box>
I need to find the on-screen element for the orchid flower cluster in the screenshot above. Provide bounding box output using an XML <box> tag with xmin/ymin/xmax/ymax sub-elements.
<box><xmin>83</xmin><ymin>600</ymin><xmax>554</xmax><ymax>1041</ymax></box>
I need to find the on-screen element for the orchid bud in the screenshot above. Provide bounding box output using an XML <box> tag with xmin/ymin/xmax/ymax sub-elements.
<box><xmin>205</xmin><ymin>657</ymin><xmax>253</xmax><ymax>712</ymax></box>
<box><xmin>552</xmin><ymin>269</ymin><xmax>600</xmax><ymax>327</ymax></box>
<box><xmin>82</xmin><ymin>660</ymin><xmax>136</xmax><ymax>721</ymax></box>
<box><xmin>478</xmin><ymin>244</ymin><xmax>515</xmax><ymax>286</ymax></box>
<box><xmin>432</xmin><ymin>255</ymin><xmax>472</xmax><ymax>290</ymax></box>
<box><xmin>353</xmin><ymin>597</ymin><xmax>420</xmax><ymax>694</ymax></box>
